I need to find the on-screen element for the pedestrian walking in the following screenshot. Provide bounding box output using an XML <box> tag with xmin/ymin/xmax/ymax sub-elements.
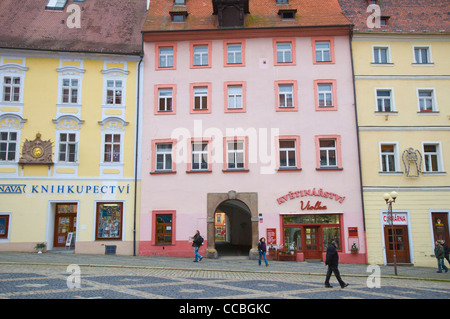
<box><xmin>434</xmin><ymin>240</ymin><xmax>448</xmax><ymax>273</ymax></box>
<box><xmin>257</xmin><ymin>237</ymin><xmax>269</xmax><ymax>267</ymax></box>
<box><xmin>192</xmin><ymin>230</ymin><xmax>203</xmax><ymax>262</ymax></box>
<box><xmin>441</xmin><ymin>240</ymin><xmax>450</xmax><ymax>266</ymax></box>
<box><xmin>324</xmin><ymin>240</ymin><xmax>348</xmax><ymax>288</ymax></box>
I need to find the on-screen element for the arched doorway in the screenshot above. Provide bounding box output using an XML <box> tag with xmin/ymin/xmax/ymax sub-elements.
<box><xmin>214</xmin><ymin>200</ymin><xmax>252</xmax><ymax>256</ymax></box>
<box><xmin>206</xmin><ymin>191</ymin><xmax>258</xmax><ymax>259</ymax></box>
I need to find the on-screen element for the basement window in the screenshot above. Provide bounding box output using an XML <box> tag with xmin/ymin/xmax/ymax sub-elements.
<box><xmin>45</xmin><ymin>0</ymin><xmax>68</xmax><ymax>11</ymax></box>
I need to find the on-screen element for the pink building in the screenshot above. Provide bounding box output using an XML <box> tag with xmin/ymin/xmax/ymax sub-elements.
<box><xmin>140</xmin><ymin>0</ymin><xmax>366</xmax><ymax>263</ymax></box>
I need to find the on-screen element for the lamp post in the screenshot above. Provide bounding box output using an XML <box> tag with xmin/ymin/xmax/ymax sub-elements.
<box><xmin>383</xmin><ymin>191</ymin><xmax>398</xmax><ymax>275</ymax></box>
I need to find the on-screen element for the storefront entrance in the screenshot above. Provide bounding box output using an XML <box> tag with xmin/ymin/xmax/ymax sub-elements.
<box><xmin>304</xmin><ymin>226</ymin><xmax>321</xmax><ymax>259</ymax></box>
<box><xmin>384</xmin><ymin>225</ymin><xmax>410</xmax><ymax>264</ymax></box>
<box><xmin>432</xmin><ymin>212</ymin><xmax>450</xmax><ymax>244</ymax></box>
<box><xmin>53</xmin><ymin>203</ymin><xmax>77</xmax><ymax>248</ymax></box>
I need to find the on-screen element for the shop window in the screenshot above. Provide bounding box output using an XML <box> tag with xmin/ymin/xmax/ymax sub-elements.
<box><xmin>0</xmin><ymin>214</ymin><xmax>10</xmax><ymax>239</ymax></box>
<box><xmin>155</xmin><ymin>214</ymin><xmax>173</xmax><ymax>244</ymax></box>
<box><xmin>95</xmin><ymin>202</ymin><xmax>123</xmax><ymax>240</ymax></box>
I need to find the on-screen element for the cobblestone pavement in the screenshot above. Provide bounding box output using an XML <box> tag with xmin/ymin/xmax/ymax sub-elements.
<box><xmin>0</xmin><ymin>252</ymin><xmax>449</xmax><ymax>302</ymax></box>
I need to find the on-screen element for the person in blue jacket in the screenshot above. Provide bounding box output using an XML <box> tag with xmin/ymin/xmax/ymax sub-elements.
<box><xmin>258</xmin><ymin>237</ymin><xmax>269</xmax><ymax>267</ymax></box>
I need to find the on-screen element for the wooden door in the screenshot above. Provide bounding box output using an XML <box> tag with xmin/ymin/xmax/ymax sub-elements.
<box><xmin>54</xmin><ymin>213</ymin><xmax>76</xmax><ymax>247</ymax></box>
<box><xmin>304</xmin><ymin>226</ymin><xmax>321</xmax><ymax>259</ymax></box>
<box><xmin>384</xmin><ymin>225</ymin><xmax>410</xmax><ymax>263</ymax></box>
<box><xmin>432</xmin><ymin>213</ymin><xmax>450</xmax><ymax>244</ymax></box>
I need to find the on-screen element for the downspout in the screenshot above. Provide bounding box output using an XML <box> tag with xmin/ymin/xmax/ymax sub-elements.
<box><xmin>348</xmin><ymin>27</ymin><xmax>368</xmax><ymax>265</ymax></box>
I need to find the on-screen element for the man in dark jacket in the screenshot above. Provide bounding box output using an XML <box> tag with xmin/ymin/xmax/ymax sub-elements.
<box><xmin>324</xmin><ymin>240</ymin><xmax>348</xmax><ymax>288</ymax></box>
<box><xmin>192</xmin><ymin>230</ymin><xmax>203</xmax><ymax>262</ymax></box>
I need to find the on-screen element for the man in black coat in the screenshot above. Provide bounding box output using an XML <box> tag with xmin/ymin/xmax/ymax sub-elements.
<box><xmin>324</xmin><ymin>240</ymin><xmax>349</xmax><ymax>288</ymax></box>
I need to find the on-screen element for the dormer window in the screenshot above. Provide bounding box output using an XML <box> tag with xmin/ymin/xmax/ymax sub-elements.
<box><xmin>278</xmin><ymin>9</ymin><xmax>297</xmax><ymax>20</ymax></box>
<box><xmin>174</xmin><ymin>0</ymin><xmax>186</xmax><ymax>5</ymax></box>
<box><xmin>45</xmin><ymin>0</ymin><xmax>68</xmax><ymax>11</ymax></box>
<box><xmin>170</xmin><ymin>11</ymin><xmax>188</xmax><ymax>22</ymax></box>
<box><xmin>212</xmin><ymin>0</ymin><xmax>249</xmax><ymax>28</ymax></box>
<box><xmin>276</xmin><ymin>0</ymin><xmax>289</xmax><ymax>4</ymax></box>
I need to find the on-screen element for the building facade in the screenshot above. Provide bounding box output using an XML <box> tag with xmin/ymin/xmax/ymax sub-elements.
<box><xmin>0</xmin><ymin>0</ymin><xmax>146</xmax><ymax>255</ymax></box>
<box><xmin>139</xmin><ymin>0</ymin><xmax>366</xmax><ymax>263</ymax></box>
<box><xmin>339</xmin><ymin>0</ymin><xmax>450</xmax><ymax>267</ymax></box>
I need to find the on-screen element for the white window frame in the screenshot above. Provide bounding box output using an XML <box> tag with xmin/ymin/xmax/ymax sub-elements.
<box><xmin>158</xmin><ymin>88</ymin><xmax>173</xmax><ymax>112</ymax></box>
<box><xmin>315</xmin><ymin>41</ymin><xmax>331</xmax><ymax>62</ymax></box>
<box><xmin>101</xmin><ymin>68</ymin><xmax>128</xmax><ymax>108</ymax></box>
<box><xmin>372</xmin><ymin>45</ymin><xmax>391</xmax><ymax>64</ymax></box>
<box><xmin>317</xmin><ymin>84</ymin><xmax>333</xmax><ymax>107</ymax></box>
<box><xmin>319</xmin><ymin>139</ymin><xmax>337</xmax><ymax>168</ymax></box>
<box><xmin>227</xmin><ymin>43</ymin><xmax>243</xmax><ymax>64</ymax></box>
<box><xmin>155</xmin><ymin>143</ymin><xmax>173</xmax><ymax>171</ymax></box>
<box><xmin>159</xmin><ymin>47</ymin><xmax>174</xmax><ymax>68</ymax></box>
<box><xmin>227</xmin><ymin>85</ymin><xmax>243</xmax><ymax>109</ymax></box>
<box><xmin>276</xmin><ymin>42</ymin><xmax>292</xmax><ymax>63</ymax></box>
<box><xmin>379</xmin><ymin>142</ymin><xmax>400</xmax><ymax>173</ymax></box>
<box><xmin>417</xmin><ymin>88</ymin><xmax>437</xmax><ymax>113</ymax></box>
<box><xmin>193</xmin><ymin>86</ymin><xmax>208</xmax><ymax>111</ymax></box>
<box><xmin>193</xmin><ymin>45</ymin><xmax>209</xmax><ymax>66</ymax></box>
<box><xmin>375</xmin><ymin>88</ymin><xmax>395</xmax><ymax>112</ymax></box>
<box><xmin>0</xmin><ymin>130</ymin><xmax>19</xmax><ymax>163</ymax></box>
<box><xmin>102</xmin><ymin>132</ymin><xmax>123</xmax><ymax>164</ymax></box>
<box><xmin>278</xmin><ymin>84</ymin><xmax>294</xmax><ymax>108</ymax></box>
<box><xmin>57</xmin><ymin>131</ymin><xmax>79</xmax><ymax>163</ymax></box>
<box><xmin>422</xmin><ymin>142</ymin><xmax>444</xmax><ymax>173</ymax></box>
<box><xmin>413</xmin><ymin>45</ymin><xmax>433</xmax><ymax>64</ymax></box>
<box><xmin>279</xmin><ymin>140</ymin><xmax>297</xmax><ymax>168</ymax></box>
<box><xmin>191</xmin><ymin>141</ymin><xmax>208</xmax><ymax>171</ymax></box>
<box><xmin>227</xmin><ymin>140</ymin><xmax>245</xmax><ymax>170</ymax></box>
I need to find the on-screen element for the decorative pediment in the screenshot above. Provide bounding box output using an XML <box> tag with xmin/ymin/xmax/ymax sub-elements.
<box><xmin>19</xmin><ymin>133</ymin><xmax>53</xmax><ymax>165</ymax></box>
<box><xmin>98</xmin><ymin>117</ymin><xmax>129</xmax><ymax>131</ymax></box>
<box><xmin>0</xmin><ymin>114</ymin><xmax>27</xmax><ymax>129</ymax></box>
<box><xmin>52</xmin><ymin>115</ymin><xmax>84</xmax><ymax>130</ymax></box>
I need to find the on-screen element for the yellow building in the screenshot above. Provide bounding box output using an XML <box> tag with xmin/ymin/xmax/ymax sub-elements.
<box><xmin>339</xmin><ymin>0</ymin><xmax>450</xmax><ymax>267</ymax></box>
<box><xmin>0</xmin><ymin>0</ymin><xmax>146</xmax><ymax>255</ymax></box>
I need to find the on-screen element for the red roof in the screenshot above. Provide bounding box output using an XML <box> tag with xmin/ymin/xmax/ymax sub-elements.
<box><xmin>0</xmin><ymin>0</ymin><xmax>147</xmax><ymax>55</ymax></box>
<box><xmin>142</xmin><ymin>0</ymin><xmax>352</xmax><ymax>32</ymax></box>
<box><xmin>338</xmin><ymin>0</ymin><xmax>450</xmax><ymax>33</ymax></box>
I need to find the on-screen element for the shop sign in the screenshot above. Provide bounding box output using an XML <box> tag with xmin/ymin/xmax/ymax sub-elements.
<box><xmin>0</xmin><ymin>183</ymin><xmax>130</xmax><ymax>195</ymax></box>
<box><xmin>300</xmin><ymin>200</ymin><xmax>327</xmax><ymax>211</ymax></box>
<box><xmin>266</xmin><ymin>228</ymin><xmax>277</xmax><ymax>245</ymax></box>
<box><xmin>382</xmin><ymin>212</ymin><xmax>408</xmax><ymax>225</ymax></box>
<box><xmin>277</xmin><ymin>188</ymin><xmax>345</xmax><ymax>205</ymax></box>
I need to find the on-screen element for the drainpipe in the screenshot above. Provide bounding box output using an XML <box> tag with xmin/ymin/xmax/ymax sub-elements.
<box><xmin>348</xmin><ymin>27</ymin><xmax>368</xmax><ymax>265</ymax></box>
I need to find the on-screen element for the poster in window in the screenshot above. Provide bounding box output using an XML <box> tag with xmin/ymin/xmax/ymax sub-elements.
<box><xmin>97</xmin><ymin>203</ymin><xmax>122</xmax><ymax>239</ymax></box>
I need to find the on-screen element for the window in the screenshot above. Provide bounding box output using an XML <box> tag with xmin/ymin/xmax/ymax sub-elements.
<box><xmin>314</xmin><ymin>80</ymin><xmax>337</xmax><ymax>111</ymax></box>
<box><xmin>418</xmin><ymin>89</ymin><xmax>435</xmax><ymax>112</ymax></box>
<box><xmin>277</xmin><ymin>137</ymin><xmax>300</xmax><ymax>170</ymax></box>
<box><xmin>316</xmin><ymin>136</ymin><xmax>342</xmax><ymax>170</ymax></box>
<box><xmin>106</xmin><ymin>80</ymin><xmax>123</xmax><ymax>105</ymax></box>
<box><xmin>156</xmin><ymin>143</ymin><xmax>173</xmax><ymax>171</ymax></box>
<box><xmin>373</xmin><ymin>46</ymin><xmax>390</xmax><ymax>64</ymax></box>
<box><xmin>155</xmin><ymin>214</ymin><xmax>173</xmax><ymax>244</ymax></box>
<box><xmin>170</xmin><ymin>11</ymin><xmax>188</xmax><ymax>22</ymax></box>
<box><xmin>315</xmin><ymin>42</ymin><xmax>331</xmax><ymax>62</ymax></box>
<box><xmin>376</xmin><ymin>89</ymin><xmax>393</xmax><ymax>112</ymax></box>
<box><xmin>190</xmin><ymin>83</ymin><xmax>211</xmax><ymax>113</ymax></box>
<box><xmin>423</xmin><ymin>143</ymin><xmax>442</xmax><ymax>172</ymax></box>
<box><xmin>225</xmin><ymin>82</ymin><xmax>246</xmax><ymax>113</ymax></box>
<box><xmin>380</xmin><ymin>144</ymin><xmax>397</xmax><ymax>172</ymax></box>
<box><xmin>174</xmin><ymin>0</ymin><xmax>186</xmax><ymax>5</ymax></box>
<box><xmin>273</xmin><ymin>39</ymin><xmax>295</xmax><ymax>65</ymax></box>
<box><xmin>276</xmin><ymin>0</ymin><xmax>288</xmax><ymax>4</ymax></box>
<box><xmin>61</xmin><ymin>78</ymin><xmax>79</xmax><ymax>104</ymax></box>
<box><xmin>275</xmin><ymin>81</ymin><xmax>297</xmax><ymax>111</ymax></box>
<box><xmin>95</xmin><ymin>202</ymin><xmax>123</xmax><ymax>240</ymax></box>
<box><xmin>0</xmin><ymin>214</ymin><xmax>10</xmax><ymax>239</ymax></box>
<box><xmin>223</xmin><ymin>137</ymin><xmax>248</xmax><ymax>171</ymax></box>
<box><xmin>414</xmin><ymin>46</ymin><xmax>432</xmax><ymax>64</ymax></box>
<box><xmin>158</xmin><ymin>46</ymin><xmax>174</xmax><ymax>69</ymax></box>
<box><xmin>58</xmin><ymin>133</ymin><xmax>77</xmax><ymax>163</ymax></box>
<box><xmin>191</xmin><ymin>141</ymin><xmax>209</xmax><ymax>171</ymax></box>
<box><xmin>2</xmin><ymin>76</ymin><xmax>21</xmax><ymax>102</ymax></box>
<box><xmin>224</xmin><ymin>41</ymin><xmax>244</xmax><ymax>66</ymax></box>
<box><xmin>278</xmin><ymin>9</ymin><xmax>297</xmax><ymax>20</ymax></box>
<box><xmin>155</xmin><ymin>85</ymin><xmax>176</xmax><ymax>114</ymax></box>
<box><xmin>104</xmin><ymin>134</ymin><xmax>121</xmax><ymax>163</ymax></box>
<box><xmin>191</xmin><ymin>42</ymin><xmax>211</xmax><ymax>68</ymax></box>
<box><xmin>0</xmin><ymin>131</ymin><xmax>17</xmax><ymax>162</ymax></box>
<box><xmin>45</xmin><ymin>0</ymin><xmax>67</xmax><ymax>10</ymax></box>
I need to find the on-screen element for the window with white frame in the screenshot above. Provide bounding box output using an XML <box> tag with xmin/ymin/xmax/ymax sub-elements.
<box><xmin>315</xmin><ymin>42</ymin><xmax>331</xmax><ymax>62</ymax></box>
<box><xmin>158</xmin><ymin>88</ymin><xmax>173</xmax><ymax>112</ymax></box>
<box><xmin>193</xmin><ymin>45</ymin><xmax>209</xmax><ymax>66</ymax></box>
<box><xmin>279</xmin><ymin>140</ymin><xmax>296</xmax><ymax>168</ymax></box>
<box><xmin>191</xmin><ymin>141</ymin><xmax>208</xmax><ymax>171</ymax></box>
<box><xmin>414</xmin><ymin>46</ymin><xmax>431</xmax><ymax>64</ymax></box>
<box><xmin>227</xmin><ymin>140</ymin><xmax>245</xmax><ymax>169</ymax></box>
<box><xmin>373</xmin><ymin>47</ymin><xmax>389</xmax><ymax>64</ymax></box>
<box><xmin>58</xmin><ymin>132</ymin><xmax>77</xmax><ymax>163</ymax></box>
<box><xmin>376</xmin><ymin>89</ymin><xmax>393</xmax><ymax>112</ymax></box>
<box><xmin>418</xmin><ymin>89</ymin><xmax>435</xmax><ymax>112</ymax></box>
<box><xmin>278</xmin><ymin>84</ymin><xmax>294</xmax><ymax>108</ymax></box>
<box><xmin>106</xmin><ymin>80</ymin><xmax>123</xmax><ymax>105</ymax></box>
<box><xmin>380</xmin><ymin>144</ymin><xmax>397</xmax><ymax>172</ymax></box>
<box><xmin>193</xmin><ymin>86</ymin><xmax>208</xmax><ymax>111</ymax></box>
<box><xmin>276</xmin><ymin>42</ymin><xmax>292</xmax><ymax>63</ymax></box>
<box><xmin>227</xmin><ymin>43</ymin><xmax>243</xmax><ymax>64</ymax></box>
<box><xmin>423</xmin><ymin>143</ymin><xmax>441</xmax><ymax>172</ymax></box>
<box><xmin>318</xmin><ymin>84</ymin><xmax>333</xmax><ymax>107</ymax></box>
<box><xmin>2</xmin><ymin>76</ymin><xmax>21</xmax><ymax>102</ymax></box>
<box><xmin>103</xmin><ymin>133</ymin><xmax>121</xmax><ymax>163</ymax></box>
<box><xmin>0</xmin><ymin>131</ymin><xmax>17</xmax><ymax>162</ymax></box>
<box><xmin>61</xmin><ymin>78</ymin><xmax>79</xmax><ymax>104</ymax></box>
<box><xmin>159</xmin><ymin>47</ymin><xmax>174</xmax><ymax>68</ymax></box>
<box><xmin>319</xmin><ymin>139</ymin><xmax>337</xmax><ymax>167</ymax></box>
<box><xmin>156</xmin><ymin>143</ymin><xmax>173</xmax><ymax>171</ymax></box>
<box><xmin>227</xmin><ymin>85</ymin><xmax>243</xmax><ymax>109</ymax></box>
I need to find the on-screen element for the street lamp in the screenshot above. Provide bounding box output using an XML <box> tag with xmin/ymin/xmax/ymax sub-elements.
<box><xmin>383</xmin><ymin>191</ymin><xmax>398</xmax><ymax>275</ymax></box>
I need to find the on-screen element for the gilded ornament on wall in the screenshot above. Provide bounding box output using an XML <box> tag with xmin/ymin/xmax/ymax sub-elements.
<box><xmin>19</xmin><ymin>133</ymin><xmax>53</xmax><ymax>165</ymax></box>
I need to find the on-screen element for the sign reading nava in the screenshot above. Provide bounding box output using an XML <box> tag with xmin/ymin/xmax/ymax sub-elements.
<box><xmin>0</xmin><ymin>184</ymin><xmax>131</xmax><ymax>195</ymax></box>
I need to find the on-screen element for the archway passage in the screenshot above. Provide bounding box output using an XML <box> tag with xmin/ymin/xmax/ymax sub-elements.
<box><xmin>214</xmin><ymin>200</ymin><xmax>252</xmax><ymax>256</ymax></box>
